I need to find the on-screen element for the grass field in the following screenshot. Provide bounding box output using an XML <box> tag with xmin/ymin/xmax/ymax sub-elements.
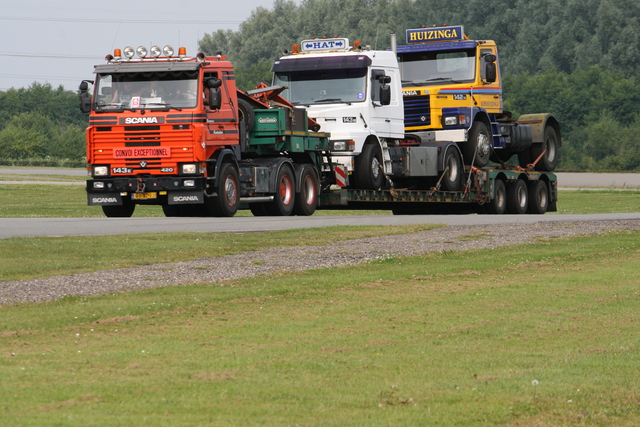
<box><xmin>1</xmin><ymin>230</ymin><xmax>639</xmax><ymax>425</ymax></box>
<box><xmin>1</xmin><ymin>174</ymin><xmax>639</xmax><ymax>425</ymax></box>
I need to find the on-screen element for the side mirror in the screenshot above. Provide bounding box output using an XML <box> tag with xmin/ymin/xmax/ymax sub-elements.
<box><xmin>485</xmin><ymin>63</ymin><xmax>497</xmax><ymax>83</ymax></box>
<box><xmin>78</xmin><ymin>80</ymin><xmax>92</xmax><ymax>114</ymax></box>
<box><xmin>207</xmin><ymin>78</ymin><xmax>222</xmax><ymax>89</ymax></box>
<box><xmin>380</xmin><ymin>85</ymin><xmax>391</xmax><ymax>106</ymax></box>
<box><xmin>208</xmin><ymin>88</ymin><xmax>222</xmax><ymax>110</ymax></box>
<box><xmin>483</xmin><ymin>54</ymin><xmax>497</xmax><ymax>83</ymax></box>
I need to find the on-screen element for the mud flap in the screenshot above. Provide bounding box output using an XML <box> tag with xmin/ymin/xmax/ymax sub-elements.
<box><xmin>88</xmin><ymin>193</ymin><xmax>122</xmax><ymax>206</ymax></box>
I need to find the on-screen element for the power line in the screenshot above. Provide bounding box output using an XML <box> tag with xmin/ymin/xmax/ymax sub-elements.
<box><xmin>0</xmin><ymin>16</ymin><xmax>242</xmax><ymax>25</ymax></box>
<box><xmin>0</xmin><ymin>51</ymin><xmax>99</xmax><ymax>59</ymax></box>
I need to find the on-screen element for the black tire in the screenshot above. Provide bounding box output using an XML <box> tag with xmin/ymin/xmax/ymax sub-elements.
<box><xmin>102</xmin><ymin>199</ymin><xmax>135</xmax><ymax>217</ymax></box>
<box><xmin>440</xmin><ymin>146</ymin><xmax>463</xmax><ymax>191</ymax></box>
<box><xmin>162</xmin><ymin>204</ymin><xmax>182</xmax><ymax>217</ymax></box>
<box><xmin>484</xmin><ymin>179</ymin><xmax>506</xmax><ymax>214</ymax></box>
<box><xmin>518</xmin><ymin>126</ymin><xmax>559</xmax><ymax>172</ymax></box>
<box><xmin>507</xmin><ymin>179</ymin><xmax>528</xmax><ymax>214</ymax></box>
<box><xmin>207</xmin><ymin>162</ymin><xmax>239</xmax><ymax>217</ymax></box>
<box><xmin>533</xmin><ymin>126</ymin><xmax>559</xmax><ymax>171</ymax></box>
<box><xmin>463</xmin><ymin>121</ymin><xmax>491</xmax><ymax>167</ymax></box>
<box><xmin>181</xmin><ymin>205</ymin><xmax>209</xmax><ymax>217</ymax></box>
<box><xmin>162</xmin><ymin>204</ymin><xmax>207</xmax><ymax>217</ymax></box>
<box><xmin>265</xmin><ymin>164</ymin><xmax>295</xmax><ymax>216</ymax></box>
<box><xmin>353</xmin><ymin>143</ymin><xmax>385</xmax><ymax>190</ymax></box>
<box><xmin>293</xmin><ymin>165</ymin><xmax>318</xmax><ymax>216</ymax></box>
<box><xmin>249</xmin><ymin>202</ymin><xmax>269</xmax><ymax>216</ymax></box>
<box><xmin>238</xmin><ymin>99</ymin><xmax>255</xmax><ymax>132</ymax></box>
<box><xmin>527</xmin><ymin>180</ymin><xmax>549</xmax><ymax>214</ymax></box>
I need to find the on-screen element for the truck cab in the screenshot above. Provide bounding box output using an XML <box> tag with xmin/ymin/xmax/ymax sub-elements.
<box><xmin>396</xmin><ymin>26</ymin><xmax>560</xmax><ymax>170</ymax></box>
<box><xmin>272</xmin><ymin>39</ymin><xmax>404</xmax><ymax>189</ymax></box>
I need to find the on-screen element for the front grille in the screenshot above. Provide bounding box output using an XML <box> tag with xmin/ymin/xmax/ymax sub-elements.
<box><xmin>124</xmin><ymin>125</ymin><xmax>160</xmax><ymax>131</ymax></box>
<box><xmin>403</xmin><ymin>95</ymin><xmax>431</xmax><ymax>128</ymax></box>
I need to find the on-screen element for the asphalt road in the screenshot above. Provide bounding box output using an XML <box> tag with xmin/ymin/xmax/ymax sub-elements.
<box><xmin>0</xmin><ymin>168</ymin><xmax>638</xmax><ymax>238</ymax></box>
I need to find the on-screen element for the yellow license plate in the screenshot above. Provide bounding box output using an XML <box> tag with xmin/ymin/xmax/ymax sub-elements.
<box><xmin>132</xmin><ymin>192</ymin><xmax>157</xmax><ymax>200</ymax></box>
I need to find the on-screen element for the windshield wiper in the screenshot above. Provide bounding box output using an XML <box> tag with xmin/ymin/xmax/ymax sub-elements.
<box><xmin>94</xmin><ymin>103</ymin><xmax>134</xmax><ymax>113</ymax></box>
<box><xmin>144</xmin><ymin>102</ymin><xmax>182</xmax><ymax>111</ymax></box>
<box><xmin>314</xmin><ymin>98</ymin><xmax>344</xmax><ymax>103</ymax></box>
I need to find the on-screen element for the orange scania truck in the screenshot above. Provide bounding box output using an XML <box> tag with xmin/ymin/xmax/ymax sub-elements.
<box><xmin>79</xmin><ymin>45</ymin><xmax>331</xmax><ymax>217</ymax></box>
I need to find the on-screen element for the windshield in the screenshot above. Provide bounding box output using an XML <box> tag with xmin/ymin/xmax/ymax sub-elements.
<box><xmin>273</xmin><ymin>68</ymin><xmax>367</xmax><ymax>105</ymax></box>
<box><xmin>398</xmin><ymin>48</ymin><xmax>476</xmax><ymax>85</ymax></box>
<box><xmin>94</xmin><ymin>70</ymin><xmax>199</xmax><ymax>111</ymax></box>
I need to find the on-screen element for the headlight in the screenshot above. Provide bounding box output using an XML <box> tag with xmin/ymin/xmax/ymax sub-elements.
<box><xmin>93</xmin><ymin>166</ymin><xmax>109</xmax><ymax>176</ymax></box>
<box><xmin>181</xmin><ymin>164</ymin><xmax>197</xmax><ymax>174</ymax></box>
<box><xmin>443</xmin><ymin>115</ymin><xmax>467</xmax><ymax>127</ymax></box>
<box><xmin>331</xmin><ymin>140</ymin><xmax>355</xmax><ymax>151</ymax></box>
<box><xmin>443</xmin><ymin>116</ymin><xmax>459</xmax><ymax>126</ymax></box>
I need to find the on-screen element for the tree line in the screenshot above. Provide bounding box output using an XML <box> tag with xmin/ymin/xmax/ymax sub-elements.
<box><xmin>0</xmin><ymin>83</ymin><xmax>87</xmax><ymax>167</ymax></box>
<box><xmin>1</xmin><ymin>0</ymin><xmax>639</xmax><ymax>171</ymax></box>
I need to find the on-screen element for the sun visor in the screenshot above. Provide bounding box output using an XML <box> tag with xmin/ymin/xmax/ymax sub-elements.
<box><xmin>272</xmin><ymin>55</ymin><xmax>373</xmax><ymax>72</ymax></box>
<box><xmin>94</xmin><ymin>61</ymin><xmax>202</xmax><ymax>74</ymax></box>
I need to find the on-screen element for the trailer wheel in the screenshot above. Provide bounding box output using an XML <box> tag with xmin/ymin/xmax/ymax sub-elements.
<box><xmin>464</xmin><ymin>121</ymin><xmax>491</xmax><ymax>167</ymax></box>
<box><xmin>207</xmin><ymin>162</ymin><xmax>239</xmax><ymax>217</ymax></box>
<box><xmin>102</xmin><ymin>199</ymin><xmax>135</xmax><ymax>217</ymax></box>
<box><xmin>266</xmin><ymin>164</ymin><xmax>295</xmax><ymax>216</ymax></box>
<box><xmin>527</xmin><ymin>180</ymin><xmax>549</xmax><ymax>214</ymax></box>
<box><xmin>507</xmin><ymin>179</ymin><xmax>528</xmax><ymax>214</ymax></box>
<box><xmin>293</xmin><ymin>164</ymin><xmax>318</xmax><ymax>216</ymax></box>
<box><xmin>484</xmin><ymin>179</ymin><xmax>506</xmax><ymax>214</ymax></box>
<box><xmin>354</xmin><ymin>143</ymin><xmax>384</xmax><ymax>190</ymax></box>
<box><xmin>440</xmin><ymin>146</ymin><xmax>463</xmax><ymax>191</ymax></box>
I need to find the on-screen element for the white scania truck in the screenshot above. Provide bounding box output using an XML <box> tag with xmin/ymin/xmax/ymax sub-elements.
<box><xmin>272</xmin><ymin>38</ymin><xmax>411</xmax><ymax>190</ymax></box>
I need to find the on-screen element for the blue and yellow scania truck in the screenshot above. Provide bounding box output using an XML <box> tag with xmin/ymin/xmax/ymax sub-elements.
<box><xmin>396</xmin><ymin>25</ymin><xmax>561</xmax><ymax>171</ymax></box>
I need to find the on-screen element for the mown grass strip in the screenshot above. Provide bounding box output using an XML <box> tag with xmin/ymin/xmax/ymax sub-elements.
<box><xmin>0</xmin><ymin>224</ymin><xmax>440</xmax><ymax>281</ymax></box>
<box><xmin>1</xmin><ymin>230</ymin><xmax>639</xmax><ymax>425</ymax></box>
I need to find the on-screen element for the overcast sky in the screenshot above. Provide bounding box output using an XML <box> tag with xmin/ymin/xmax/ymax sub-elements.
<box><xmin>0</xmin><ymin>0</ymin><xmax>296</xmax><ymax>91</ymax></box>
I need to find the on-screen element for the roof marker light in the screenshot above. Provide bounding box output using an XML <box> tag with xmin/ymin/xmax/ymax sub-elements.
<box><xmin>178</xmin><ymin>47</ymin><xmax>187</xmax><ymax>58</ymax></box>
